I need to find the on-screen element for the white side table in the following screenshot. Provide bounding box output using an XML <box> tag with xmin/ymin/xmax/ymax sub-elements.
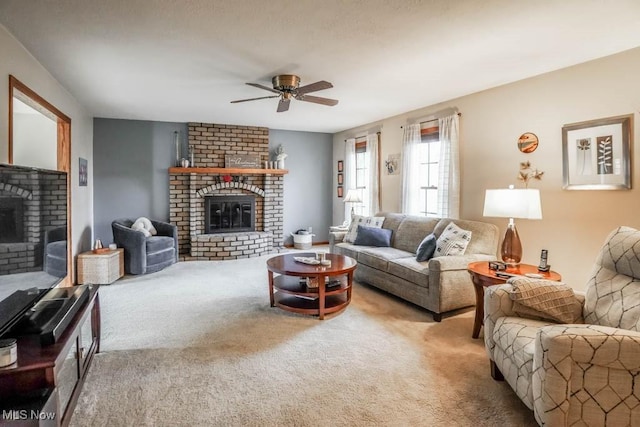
<box><xmin>77</xmin><ymin>248</ymin><xmax>124</xmax><ymax>285</ymax></box>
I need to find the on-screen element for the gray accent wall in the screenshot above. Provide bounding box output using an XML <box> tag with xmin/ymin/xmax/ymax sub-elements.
<box><xmin>93</xmin><ymin>119</ymin><xmax>187</xmax><ymax>244</ymax></box>
<box><xmin>93</xmin><ymin>120</ymin><xmax>333</xmax><ymax>247</ymax></box>
<box><xmin>270</xmin><ymin>129</ymin><xmax>333</xmax><ymax>245</ymax></box>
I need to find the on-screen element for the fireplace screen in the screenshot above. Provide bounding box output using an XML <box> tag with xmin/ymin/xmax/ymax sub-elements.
<box><xmin>205</xmin><ymin>195</ymin><xmax>255</xmax><ymax>234</ymax></box>
<box><xmin>0</xmin><ymin>198</ymin><xmax>24</xmax><ymax>243</ymax></box>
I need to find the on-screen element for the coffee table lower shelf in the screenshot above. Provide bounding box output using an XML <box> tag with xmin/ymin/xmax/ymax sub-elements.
<box><xmin>274</xmin><ymin>294</ymin><xmax>349</xmax><ymax>316</ymax></box>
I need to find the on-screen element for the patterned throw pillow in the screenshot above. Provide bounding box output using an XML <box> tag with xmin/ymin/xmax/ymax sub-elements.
<box><xmin>434</xmin><ymin>222</ymin><xmax>472</xmax><ymax>256</ymax></box>
<box><xmin>509</xmin><ymin>278</ymin><xmax>583</xmax><ymax>324</ymax></box>
<box><xmin>344</xmin><ymin>215</ymin><xmax>385</xmax><ymax>243</ymax></box>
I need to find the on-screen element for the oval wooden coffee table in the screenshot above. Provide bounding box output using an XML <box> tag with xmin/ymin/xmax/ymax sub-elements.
<box><xmin>267</xmin><ymin>252</ymin><xmax>357</xmax><ymax>320</ymax></box>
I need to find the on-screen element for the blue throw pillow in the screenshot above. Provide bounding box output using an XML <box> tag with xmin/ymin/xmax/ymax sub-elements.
<box><xmin>416</xmin><ymin>233</ymin><xmax>437</xmax><ymax>262</ymax></box>
<box><xmin>353</xmin><ymin>225</ymin><xmax>392</xmax><ymax>247</ymax></box>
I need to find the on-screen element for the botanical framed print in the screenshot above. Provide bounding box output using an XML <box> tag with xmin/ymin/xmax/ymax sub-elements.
<box><xmin>562</xmin><ymin>114</ymin><xmax>632</xmax><ymax>190</ymax></box>
<box><xmin>337</xmin><ymin>160</ymin><xmax>343</xmax><ymax>172</ymax></box>
<box><xmin>337</xmin><ymin>173</ymin><xmax>343</xmax><ymax>185</ymax></box>
<box><xmin>337</xmin><ymin>186</ymin><xmax>343</xmax><ymax>198</ymax></box>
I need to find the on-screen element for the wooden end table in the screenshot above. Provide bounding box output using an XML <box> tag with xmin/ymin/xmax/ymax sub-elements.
<box><xmin>467</xmin><ymin>261</ymin><xmax>561</xmax><ymax>339</ymax></box>
<box><xmin>267</xmin><ymin>252</ymin><xmax>357</xmax><ymax>320</ymax></box>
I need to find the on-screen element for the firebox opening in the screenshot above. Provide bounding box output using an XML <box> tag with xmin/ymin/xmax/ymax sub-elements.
<box><xmin>0</xmin><ymin>198</ymin><xmax>24</xmax><ymax>243</ymax></box>
<box><xmin>205</xmin><ymin>195</ymin><xmax>255</xmax><ymax>234</ymax></box>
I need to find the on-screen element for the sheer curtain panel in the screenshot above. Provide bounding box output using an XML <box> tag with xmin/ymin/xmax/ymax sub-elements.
<box><xmin>437</xmin><ymin>114</ymin><xmax>460</xmax><ymax>218</ymax></box>
<box><xmin>366</xmin><ymin>133</ymin><xmax>380</xmax><ymax>216</ymax></box>
<box><xmin>344</xmin><ymin>138</ymin><xmax>356</xmax><ymax>223</ymax></box>
<box><xmin>401</xmin><ymin>124</ymin><xmax>421</xmax><ymax>215</ymax></box>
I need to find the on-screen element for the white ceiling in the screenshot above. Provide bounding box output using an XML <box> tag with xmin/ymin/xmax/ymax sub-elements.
<box><xmin>1</xmin><ymin>0</ymin><xmax>640</xmax><ymax>134</ymax></box>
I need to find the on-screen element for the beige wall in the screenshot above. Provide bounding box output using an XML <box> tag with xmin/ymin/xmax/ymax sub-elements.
<box><xmin>0</xmin><ymin>24</ymin><xmax>94</xmax><ymax>259</ymax></box>
<box><xmin>333</xmin><ymin>47</ymin><xmax>640</xmax><ymax>290</ymax></box>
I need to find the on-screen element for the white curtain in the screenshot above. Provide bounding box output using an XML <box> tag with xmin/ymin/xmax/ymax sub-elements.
<box><xmin>344</xmin><ymin>138</ymin><xmax>356</xmax><ymax>223</ymax></box>
<box><xmin>401</xmin><ymin>124</ymin><xmax>421</xmax><ymax>215</ymax></box>
<box><xmin>365</xmin><ymin>133</ymin><xmax>380</xmax><ymax>216</ymax></box>
<box><xmin>437</xmin><ymin>114</ymin><xmax>460</xmax><ymax>218</ymax></box>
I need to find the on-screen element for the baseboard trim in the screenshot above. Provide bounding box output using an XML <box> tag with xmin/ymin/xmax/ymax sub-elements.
<box><xmin>283</xmin><ymin>241</ymin><xmax>329</xmax><ymax>248</ymax></box>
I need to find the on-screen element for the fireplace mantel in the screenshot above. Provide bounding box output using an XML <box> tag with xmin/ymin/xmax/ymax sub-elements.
<box><xmin>169</xmin><ymin>167</ymin><xmax>288</xmax><ymax>175</ymax></box>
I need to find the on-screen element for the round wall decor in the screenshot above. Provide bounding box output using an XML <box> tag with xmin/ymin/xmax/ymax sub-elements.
<box><xmin>517</xmin><ymin>132</ymin><xmax>539</xmax><ymax>153</ymax></box>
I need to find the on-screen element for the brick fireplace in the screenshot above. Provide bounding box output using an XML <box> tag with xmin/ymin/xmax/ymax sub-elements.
<box><xmin>169</xmin><ymin>123</ymin><xmax>285</xmax><ymax>260</ymax></box>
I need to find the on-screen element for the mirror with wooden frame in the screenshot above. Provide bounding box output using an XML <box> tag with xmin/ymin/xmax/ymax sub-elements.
<box><xmin>8</xmin><ymin>75</ymin><xmax>72</xmax><ymax>285</ymax></box>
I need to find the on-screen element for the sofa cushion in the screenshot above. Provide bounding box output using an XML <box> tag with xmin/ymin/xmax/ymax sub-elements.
<box><xmin>376</xmin><ymin>212</ymin><xmax>406</xmax><ymax>247</ymax></box>
<box><xmin>333</xmin><ymin>242</ymin><xmax>362</xmax><ymax>260</ymax></box>
<box><xmin>344</xmin><ymin>215</ymin><xmax>385</xmax><ymax>243</ymax></box>
<box><xmin>416</xmin><ymin>233</ymin><xmax>437</xmax><ymax>262</ymax></box>
<box><xmin>388</xmin><ymin>257</ymin><xmax>431</xmax><ymax>288</ymax></box>
<box><xmin>354</xmin><ymin>225</ymin><xmax>392</xmax><ymax>247</ymax></box>
<box><xmin>394</xmin><ymin>216</ymin><xmax>440</xmax><ymax>253</ymax></box>
<box><xmin>359</xmin><ymin>247</ymin><xmax>413</xmax><ymax>272</ymax></box>
<box><xmin>434</xmin><ymin>222</ymin><xmax>471</xmax><ymax>256</ymax></box>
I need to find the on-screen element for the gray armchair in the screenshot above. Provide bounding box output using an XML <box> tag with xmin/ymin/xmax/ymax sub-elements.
<box><xmin>44</xmin><ymin>226</ymin><xmax>67</xmax><ymax>278</ymax></box>
<box><xmin>111</xmin><ymin>219</ymin><xmax>178</xmax><ymax>275</ymax></box>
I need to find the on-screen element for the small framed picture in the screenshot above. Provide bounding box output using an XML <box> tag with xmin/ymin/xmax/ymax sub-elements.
<box><xmin>337</xmin><ymin>186</ymin><xmax>343</xmax><ymax>198</ymax></box>
<box><xmin>337</xmin><ymin>160</ymin><xmax>344</xmax><ymax>172</ymax></box>
<box><xmin>79</xmin><ymin>157</ymin><xmax>88</xmax><ymax>187</ymax></box>
<box><xmin>337</xmin><ymin>173</ymin><xmax>343</xmax><ymax>185</ymax></box>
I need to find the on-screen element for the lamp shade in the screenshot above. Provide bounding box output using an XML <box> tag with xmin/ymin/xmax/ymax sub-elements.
<box><xmin>483</xmin><ymin>188</ymin><xmax>542</xmax><ymax>220</ymax></box>
<box><xmin>344</xmin><ymin>189</ymin><xmax>363</xmax><ymax>204</ymax></box>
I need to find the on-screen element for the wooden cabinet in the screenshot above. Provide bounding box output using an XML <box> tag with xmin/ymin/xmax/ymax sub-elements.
<box><xmin>0</xmin><ymin>285</ymin><xmax>100</xmax><ymax>426</ymax></box>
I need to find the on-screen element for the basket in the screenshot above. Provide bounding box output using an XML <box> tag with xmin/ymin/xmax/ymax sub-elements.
<box><xmin>291</xmin><ymin>232</ymin><xmax>314</xmax><ymax>250</ymax></box>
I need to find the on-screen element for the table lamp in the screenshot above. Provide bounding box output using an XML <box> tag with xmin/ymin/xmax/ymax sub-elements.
<box><xmin>344</xmin><ymin>189</ymin><xmax>363</xmax><ymax>220</ymax></box>
<box><xmin>483</xmin><ymin>185</ymin><xmax>542</xmax><ymax>265</ymax></box>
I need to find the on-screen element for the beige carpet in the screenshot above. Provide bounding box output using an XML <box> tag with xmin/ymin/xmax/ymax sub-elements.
<box><xmin>71</xmin><ymin>253</ymin><xmax>536</xmax><ymax>427</ymax></box>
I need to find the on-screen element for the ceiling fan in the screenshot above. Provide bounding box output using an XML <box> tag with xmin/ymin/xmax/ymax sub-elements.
<box><xmin>230</xmin><ymin>74</ymin><xmax>339</xmax><ymax>112</ymax></box>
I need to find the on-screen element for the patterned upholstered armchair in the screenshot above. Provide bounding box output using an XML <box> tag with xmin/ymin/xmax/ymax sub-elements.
<box><xmin>484</xmin><ymin>226</ymin><xmax>640</xmax><ymax>426</ymax></box>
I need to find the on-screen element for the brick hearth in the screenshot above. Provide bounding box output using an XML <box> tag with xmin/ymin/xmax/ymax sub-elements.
<box><xmin>169</xmin><ymin>123</ymin><xmax>285</xmax><ymax>260</ymax></box>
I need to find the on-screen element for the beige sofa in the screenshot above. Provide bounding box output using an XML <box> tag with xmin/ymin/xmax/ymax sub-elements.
<box><xmin>329</xmin><ymin>212</ymin><xmax>499</xmax><ymax>321</ymax></box>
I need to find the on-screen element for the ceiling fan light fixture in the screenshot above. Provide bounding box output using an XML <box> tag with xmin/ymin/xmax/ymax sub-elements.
<box><xmin>231</xmin><ymin>74</ymin><xmax>338</xmax><ymax>112</ymax></box>
<box><xmin>272</xmin><ymin>74</ymin><xmax>300</xmax><ymax>91</ymax></box>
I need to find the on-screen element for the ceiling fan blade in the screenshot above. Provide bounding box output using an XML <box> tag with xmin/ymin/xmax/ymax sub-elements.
<box><xmin>296</xmin><ymin>95</ymin><xmax>339</xmax><ymax>106</ymax></box>
<box><xmin>246</xmin><ymin>82</ymin><xmax>281</xmax><ymax>94</ymax></box>
<box><xmin>277</xmin><ymin>98</ymin><xmax>290</xmax><ymax>112</ymax></box>
<box><xmin>230</xmin><ymin>95</ymin><xmax>280</xmax><ymax>104</ymax></box>
<box><xmin>296</xmin><ymin>80</ymin><xmax>333</xmax><ymax>96</ymax></box>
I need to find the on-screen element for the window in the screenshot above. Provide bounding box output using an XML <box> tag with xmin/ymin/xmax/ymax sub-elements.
<box><xmin>354</xmin><ymin>140</ymin><xmax>368</xmax><ymax>216</ymax></box>
<box><xmin>416</xmin><ymin>123</ymin><xmax>440</xmax><ymax>217</ymax></box>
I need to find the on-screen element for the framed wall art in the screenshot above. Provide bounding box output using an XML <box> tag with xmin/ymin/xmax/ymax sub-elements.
<box><xmin>562</xmin><ymin>114</ymin><xmax>632</xmax><ymax>190</ymax></box>
<box><xmin>337</xmin><ymin>160</ymin><xmax>343</xmax><ymax>172</ymax></box>
<box><xmin>79</xmin><ymin>157</ymin><xmax>88</xmax><ymax>187</ymax></box>
<box><xmin>337</xmin><ymin>173</ymin><xmax>343</xmax><ymax>185</ymax></box>
<box><xmin>337</xmin><ymin>186</ymin><xmax>343</xmax><ymax>198</ymax></box>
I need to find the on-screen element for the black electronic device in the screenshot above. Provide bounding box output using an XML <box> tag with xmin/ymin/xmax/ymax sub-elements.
<box><xmin>488</xmin><ymin>261</ymin><xmax>507</xmax><ymax>271</ymax></box>
<box><xmin>15</xmin><ymin>286</ymin><xmax>90</xmax><ymax>345</ymax></box>
<box><xmin>0</xmin><ymin>163</ymin><xmax>69</xmax><ymax>338</ymax></box>
<box><xmin>538</xmin><ymin>249</ymin><xmax>550</xmax><ymax>272</ymax></box>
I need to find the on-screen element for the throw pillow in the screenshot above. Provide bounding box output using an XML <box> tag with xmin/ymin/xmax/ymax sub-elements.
<box><xmin>131</xmin><ymin>217</ymin><xmax>157</xmax><ymax>238</ymax></box>
<box><xmin>509</xmin><ymin>278</ymin><xmax>583</xmax><ymax>324</ymax></box>
<box><xmin>344</xmin><ymin>215</ymin><xmax>385</xmax><ymax>243</ymax></box>
<box><xmin>353</xmin><ymin>225</ymin><xmax>392</xmax><ymax>247</ymax></box>
<box><xmin>416</xmin><ymin>233</ymin><xmax>437</xmax><ymax>262</ymax></box>
<box><xmin>434</xmin><ymin>222</ymin><xmax>472</xmax><ymax>256</ymax></box>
